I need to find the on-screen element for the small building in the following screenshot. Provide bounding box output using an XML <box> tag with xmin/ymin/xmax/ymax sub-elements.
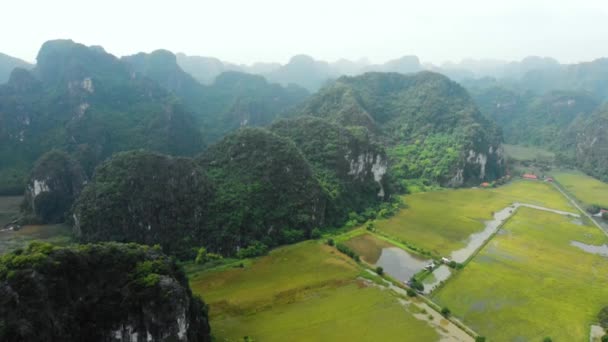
<box><xmin>441</xmin><ymin>257</ymin><xmax>451</xmax><ymax>264</ymax></box>
<box><xmin>480</xmin><ymin>182</ymin><xmax>490</xmax><ymax>188</ymax></box>
<box><xmin>545</xmin><ymin>177</ymin><xmax>554</xmax><ymax>182</ymax></box>
<box><xmin>522</xmin><ymin>173</ymin><xmax>538</xmax><ymax>180</ymax></box>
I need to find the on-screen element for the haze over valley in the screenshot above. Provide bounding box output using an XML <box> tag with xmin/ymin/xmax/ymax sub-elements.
<box><xmin>2</xmin><ymin>1</ymin><xmax>608</xmax><ymax>341</ymax></box>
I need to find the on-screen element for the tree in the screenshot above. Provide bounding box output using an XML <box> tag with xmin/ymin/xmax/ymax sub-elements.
<box><xmin>602</xmin><ymin>212</ymin><xmax>608</xmax><ymax>221</ymax></box>
<box><xmin>587</xmin><ymin>204</ymin><xmax>601</xmax><ymax>215</ymax></box>
<box><xmin>327</xmin><ymin>238</ymin><xmax>335</xmax><ymax>246</ymax></box>
<box><xmin>195</xmin><ymin>247</ymin><xmax>208</xmax><ymax>264</ymax></box>
<box><xmin>376</xmin><ymin>266</ymin><xmax>384</xmax><ymax>275</ymax></box>
<box><xmin>543</xmin><ymin>337</ymin><xmax>552</xmax><ymax>342</ymax></box>
<box><xmin>598</xmin><ymin>306</ymin><xmax>608</xmax><ymax>328</ymax></box>
<box><xmin>440</xmin><ymin>307</ymin><xmax>451</xmax><ymax>317</ymax></box>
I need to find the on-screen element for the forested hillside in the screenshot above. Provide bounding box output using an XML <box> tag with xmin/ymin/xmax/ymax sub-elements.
<box><xmin>571</xmin><ymin>105</ymin><xmax>608</xmax><ymax>181</ymax></box>
<box><xmin>472</xmin><ymin>87</ymin><xmax>599</xmax><ymax>148</ymax></box>
<box><xmin>0</xmin><ymin>40</ymin><xmax>202</xmax><ymax>195</ymax></box>
<box><xmin>124</xmin><ymin>50</ymin><xmax>309</xmax><ymax>143</ymax></box>
<box><xmin>298</xmin><ymin>72</ymin><xmax>505</xmax><ymax>187</ymax></box>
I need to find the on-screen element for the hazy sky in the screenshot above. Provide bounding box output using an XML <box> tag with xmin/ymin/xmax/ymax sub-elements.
<box><xmin>3</xmin><ymin>0</ymin><xmax>608</xmax><ymax>65</ymax></box>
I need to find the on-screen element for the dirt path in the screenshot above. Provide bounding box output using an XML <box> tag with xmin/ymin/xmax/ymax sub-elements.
<box><xmin>363</xmin><ymin>271</ymin><xmax>475</xmax><ymax>341</ymax></box>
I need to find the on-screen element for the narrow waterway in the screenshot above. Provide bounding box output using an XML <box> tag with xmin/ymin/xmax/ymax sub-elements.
<box><xmin>449</xmin><ymin>202</ymin><xmax>579</xmax><ymax>263</ymax></box>
<box><xmin>422</xmin><ymin>202</ymin><xmax>580</xmax><ymax>294</ymax></box>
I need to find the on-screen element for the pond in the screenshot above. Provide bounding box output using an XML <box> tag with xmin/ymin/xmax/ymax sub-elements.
<box><xmin>422</xmin><ymin>265</ymin><xmax>452</xmax><ymax>294</ymax></box>
<box><xmin>375</xmin><ymin>247</ymin><xmax>430</xmax><ymax>282</ymax></box>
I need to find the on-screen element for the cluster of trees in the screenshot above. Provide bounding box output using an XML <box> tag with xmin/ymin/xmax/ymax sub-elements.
<box><xmin>0</xmin><ymin>242</ymin><xmax>211</xmax><ymax>341</ymax></box>
<box><xmin>72</xmin><ymin>124</ymin><xmax>390</xmax><ymax>258</ymax></box>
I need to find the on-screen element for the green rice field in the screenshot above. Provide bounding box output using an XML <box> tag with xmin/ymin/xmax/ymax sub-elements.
<box><xmin>374</xmin><ymin>180</ymin><xmax>574</xmax><ymax>256</ymax></box>
<box><xmin>188</xmin><ymin>240</ymin><xmax>446</xmax><ymax>341</ymax></box>
<box><xmin>433</xmin><ymin>208</ymin><xmax>608</xmax><ymax>341</ymax></box>
<box><xmin>553</xmin><ymin>170</ymin><xmax>608</xmax><ymax>208</ymax></box>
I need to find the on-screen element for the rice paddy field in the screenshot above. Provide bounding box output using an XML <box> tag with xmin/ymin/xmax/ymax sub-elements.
<box><xmin>553</xmin><ymin>170</ymin><xmax>608</xmax><ymax>208</ymax></box>
<box><xmin>188</xmin><ymin>241</ymin><xmax>447</xmax><ymax>341</ymax></box>
<box><xmin>0</xmin><ymin>195</ymin><xmax>73</xmax><ymax>254</ymax></box>
<box><xmin>503</xmin><ymin>144</ymin><xmax>555</xmax><ymax>161</ymax></box>
<box><xmin>432</xmin><ymin>207</ymin><xmax>608</xmax><ymax>341</ymax></box>
<box><xmin>0</xmin><ymin>224</ymin><xmax>73</xmax><ymax>254</ymax></box>
<box><xmin>374</xmin><ymin>180</ymin><xmax>575</xmax><ymax>256</ymax></box>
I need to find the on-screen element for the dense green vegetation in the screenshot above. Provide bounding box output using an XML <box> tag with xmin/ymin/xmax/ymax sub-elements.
<box><xmin>73</xmin><ymin>151</ymin><xmax>214</xmax><ymax>259</ymax></box>
<box><xmin>199</xmin><ymin>128</ymin><xmax>326</xmax><ymax>252</ymax></box>
<box><xmin>299</xmin><ymin>72</ymin><xmax>505</xmax><ymax>187</ymax></box>
<box><xmin>571</xmin><ymin>104</ymin><xmax>608</xmax><ymax>181</ymax></box>
<box><xmin>72</xmin><ymin>124</ymin><xmax>392</xmax><ymax>258</ymax></box>
<box><xmin>0</xmin><ymin>40</ymin><xmax>203</xmax><ymax>195</ymax></box>
<box><xmin>472</xmin><ymin>88</ymin><xmax>598</xmax><ymax>148</ymax></box>
<box><xmin>271</xmin><ymin>116</ymin><xmax>389</xmax><ymax>223</ymax></box>
<box><xmin>0</xmin><ymin>242</ymin><xmax>211</xmax><ymax>341</ymax></box>
<box><xmin>22</xmin><ymin>150</ymin><xmax>86</xmax><ymax>223</ymax></box>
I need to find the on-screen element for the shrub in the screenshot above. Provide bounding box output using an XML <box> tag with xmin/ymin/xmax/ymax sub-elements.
<box><xmin>542</xmin><ymin>337</ymin><xmax>552</xmax><ymax>342</ymax></box>
<box><xmin>365</xmin><ymin>221</ymin><xmax>375</xmax><ymax>231</ymax></box>
<box><xmin>311</xmin><ymin>228</ymin><xmax>322</xmax><ymax>239</ymax></box>
<box><xmin>475</xmin><ymin>337</ymin><xmax>486</xmax><ymax>342</ymax></box>
<box><xmin>327</xmin><ymin>238</ymin><xmax>335</xmax><ymax>246</ymax></box>
<box><xmin>237</xmin><ymin>241</ymin><xmax>268</xmax><ymax>259</ymax></box>
<box><xmin>336</xmin><ymin>243</ymin><xmax>359</xmax><ymax>261</ymax></box>
<box><xmin>440</xmin><ymin>307</ymin><xmax>451</xmax><ymax>317</ymax></box>
<box><xmin>375</xmin><ymin>266</ymin><xmax>384</xmax><ymax>275</ymax></box>
<box><xmin>601</xmin><ymin>334</ymin><xmax>608</xmax><ymax>342</ymax></box>
<box><xmin>598</xmin><ymin>306</ymin><xmax>608</xmax><ymax>328</ymax></box>
<box><xmin>281</xmin><ymin>228</ymin><xmax>305</xmax><ymax>244</ymax></box>
<box><xmin>409</xmin><ymin>278</ymin><xmax>424</xmax><ymax>292</ymax></box>
<box><xmin>406</xmin><ymin>288</ymin><xmax>417</xmax><ymax>297</ymax></box>
<box><xmin>602</xmin><ymin>212</ymin><xmax>608</xmax><ymax>221</ymax></box>
<box><xmin>587</xmin><ymin>204</ymin><xmax>601</xmax><ymax>215</ymax></box>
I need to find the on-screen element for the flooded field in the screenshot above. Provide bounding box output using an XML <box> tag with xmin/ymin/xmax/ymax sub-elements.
<box><xmin>375</xmin><ymin>247</ymin><xmax>430</xmax><ymax>282</ymax></box>
<box><xmin>570</xmin><ymin>241</ymin><xmax>608</xmax><ymax>257</ymax></box>
<box><xmin>434</xmin><ymin>208</ymin><xmax>608</xmax><ymax>341</ymax></box>
<box><xmin>422</xmin><ymin>265</ymin><xmax>452</xmax><ymax>294</ymax></box>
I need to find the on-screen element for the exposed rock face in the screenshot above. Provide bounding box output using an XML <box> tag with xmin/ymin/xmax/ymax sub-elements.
<box><xmin>23</xmin><ymin>150</ymin><xmax>86</xmax><ymax>223</ymax></box>
<box><xmin>0</xmin><ymin>242</ymin><xmax>211</xmax><ymax>342</ymax></box>
<box><xmin>271</xmin><ymin>117</ymin><xmax>389</xmax><ymax>223</ymax></box>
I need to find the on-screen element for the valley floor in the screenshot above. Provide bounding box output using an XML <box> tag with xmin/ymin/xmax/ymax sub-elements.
<box><xmin>188</xmin><ymin>241</ymin><xmax>466</xmax><ymax>341</ymax></box>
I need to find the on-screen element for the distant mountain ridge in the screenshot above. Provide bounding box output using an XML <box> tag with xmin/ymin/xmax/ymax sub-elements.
<box><xmin>0</xmin><ymin>52</ymin><xmax>33</xmax><ymax>84</ymax></box>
